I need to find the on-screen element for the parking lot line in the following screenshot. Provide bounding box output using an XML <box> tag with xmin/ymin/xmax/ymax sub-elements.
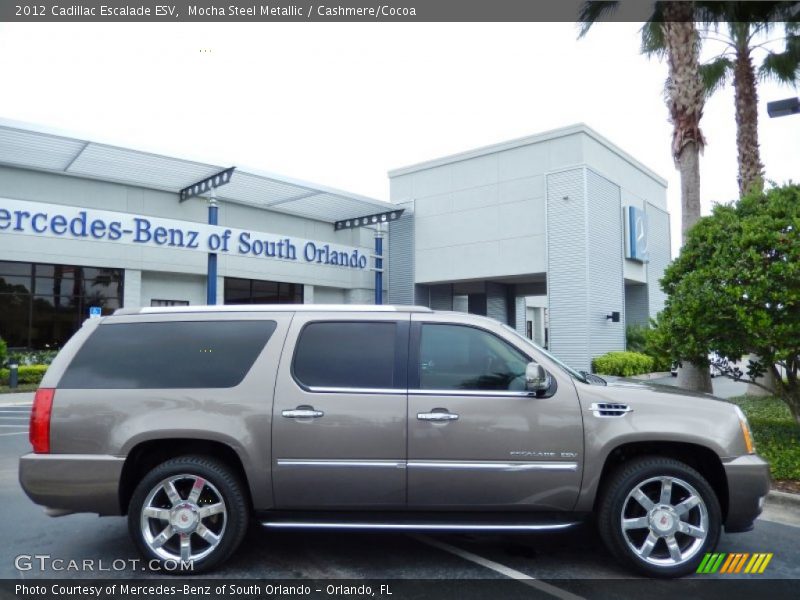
<box><xmin>0</xmin><ymin>431</ymin><xmax>27</xmax><ymax>436</ymax></box>
<box><xmin>411</xmin><ymin>534</ymin><xmax>585</xmax><ymax>600</ymax></box>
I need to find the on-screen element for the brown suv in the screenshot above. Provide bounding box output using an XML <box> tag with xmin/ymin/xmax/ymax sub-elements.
<box><xmin>19</xmin><ymin>305</ymin><xmax>770</xmax><ymax>577</ymax></box>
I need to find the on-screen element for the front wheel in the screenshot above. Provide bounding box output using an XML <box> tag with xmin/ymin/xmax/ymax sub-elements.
<box><xmin>597</xmin><ymin>457</ymin><xmax>721</xmax><ymax>578</ymax></box>
<box><xmin>128</xmin><ymin>455</ymin><xmax>249</xmax><ymax>574</ymax></box>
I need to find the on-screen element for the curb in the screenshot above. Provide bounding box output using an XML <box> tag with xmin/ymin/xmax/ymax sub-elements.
<box><xmin>768</xmin><ymin>490</ymin><xmax>800</xmax><ymax>509</ymax></box>
<box><xmin>630</xmin><ymin>372</ymin><xmax>671</xmax><ymax>380</ymax></box>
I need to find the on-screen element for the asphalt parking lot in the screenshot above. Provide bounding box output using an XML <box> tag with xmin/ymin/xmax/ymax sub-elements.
<box><xmin>0</xmin><ymin>398</ymin><xmax>798</xmax><ymax>598</ymax></box>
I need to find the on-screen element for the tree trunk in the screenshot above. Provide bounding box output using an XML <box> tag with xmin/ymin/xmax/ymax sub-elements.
<box><xmin>662</xmin><ymin>6</ymin><xmax>711</xmax><ymax>393</ymax></box>
<box><xmin>733</xmin><ymin>32</ymin><xmax>764</xmax><ymax>197</ymax></box>
<box><xmin>677</xmin><ymin>140</ymin><xmax>703</xmax><ymax>242</ymax></box>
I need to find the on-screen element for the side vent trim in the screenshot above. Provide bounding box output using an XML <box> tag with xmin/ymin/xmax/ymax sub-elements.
<box><xmin>588</xmin><ymin>402</ymin><xmax>633</xmax><ymax>418</ymax></box>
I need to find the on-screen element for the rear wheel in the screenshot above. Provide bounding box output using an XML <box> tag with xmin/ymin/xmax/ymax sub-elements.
<box><xmin>128</xmin><ymin>455</ymin><xmax>249</xmax><ymax>574</ymax></box>
<box><xmin>597</xmin><ymin>456</ymin><xmax>721</xmax><ymax>578</ymax></box>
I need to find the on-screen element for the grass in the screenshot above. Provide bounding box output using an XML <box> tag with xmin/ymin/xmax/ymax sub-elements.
<box><xmin>0</xmin><ymin>383</ymin><xmax>39</xmax><ymax>394</ymax></box>
<box><xmin>728</xmin><ymin>395</ymin><xmax>800</xmax><ymax>481</ymax></box>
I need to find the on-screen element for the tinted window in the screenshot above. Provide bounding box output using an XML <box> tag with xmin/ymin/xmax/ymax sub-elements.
<box><xmin>59</xmin><ymin>320</ymin><xmax>276</xmax><ymax>389</ymax></box>
<box><xmin>293</xmin><ymin>322</ymin><xmax>399</xmax><ymax>389</ymax></box>
<box><xmin>418</xmin><ymin>324</ymin><xmax>529</xmax><ymax>391</ymax></box>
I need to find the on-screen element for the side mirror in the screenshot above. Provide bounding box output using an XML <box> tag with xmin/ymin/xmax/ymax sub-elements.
<box><xmin>525</xmin><ymin>361</ymin><xmax>551</xmax><ymax>393</ymax></box>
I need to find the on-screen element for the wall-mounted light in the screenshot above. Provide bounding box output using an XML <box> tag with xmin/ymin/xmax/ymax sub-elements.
<box><xmin>606</xmin><ymin>312</ymin><xmax>620</xmax><ymax>323</ymax></box>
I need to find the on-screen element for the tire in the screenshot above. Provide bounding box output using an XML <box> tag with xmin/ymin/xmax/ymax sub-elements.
<box><xmin>597</xmin><ymin>456</ymin><xmax>721</xmax><ymax>578</ymax></box>
<box><xmin>128</xmin><ymin>455</ymin><xmax>249</xmax><ymax>574</ymax></box>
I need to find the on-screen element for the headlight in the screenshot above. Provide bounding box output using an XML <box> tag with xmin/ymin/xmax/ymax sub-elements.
<box><xmin>734</xmin><ymin>406</ymin><xmax>755</xmax><ymax>454</ymax></box>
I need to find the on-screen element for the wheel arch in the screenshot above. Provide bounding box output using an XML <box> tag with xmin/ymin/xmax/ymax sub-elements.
<box><xmin>593</xmin><ymin>441</ymin><xmax>729</xmax><ymax>522</ymax></box>
<box><xmin>119</xmin><ymin>438</ymin><xmax>252</xmax><ymax>516</ymax></box>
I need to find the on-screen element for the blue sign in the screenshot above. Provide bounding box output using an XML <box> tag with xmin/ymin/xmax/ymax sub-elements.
<box><xmin>625</xmin><ymin>206</ymin><xmax>649</xmax><ymax>263</ymax></box>
<box><xmin>88</xmin><ymin>306</ymin><xmax>102</xmax><ymax>319</ymax></box>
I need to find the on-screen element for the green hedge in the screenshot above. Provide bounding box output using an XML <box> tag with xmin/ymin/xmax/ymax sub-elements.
<box><xmin>0</xmin><ymin>338</ymin><xmax>6</xmax><ymax>366</ymax></box>
<box><xmin>729</xmin><ymin>396</ymin><xmax>800</xmax><ymax>481</ymax></box>
<box><xmin>0</xmin><ymin>364</ymin><xmax>48</xmax><ymax>386</ymax></box>
<box><xmin>592</xmin><ymin>351</ymin><xmax>655</xmax><ymax>377</ymax></box>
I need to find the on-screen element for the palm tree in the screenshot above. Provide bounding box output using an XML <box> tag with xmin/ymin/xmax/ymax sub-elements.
<box><xmin>580</xmin><ymin>1</ymin><xmax>713</xmax><ymax>392</ymax></box>
<box><xmin>643</xmin><ymin>1</ymin><xmax>800</xmax><ymax>197</ymax></box>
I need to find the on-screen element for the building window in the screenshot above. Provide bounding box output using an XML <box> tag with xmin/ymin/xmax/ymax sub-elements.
<box><xmin>224</xmin><ymin>277</ymin><xmax>303</xmax><ymax>305</ymax></box>
<box><xmin>0</xmin><ymin>261</ymin><xmax>124</xmax><ymax>350</ymax></box>
<box><xmin>151</xmin><ymin>299</ymin><xmax>190</xmax><ymax>307</ymax></box>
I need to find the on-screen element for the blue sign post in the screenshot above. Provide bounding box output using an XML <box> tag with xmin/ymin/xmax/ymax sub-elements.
<box><xmin>333</xmin><ymin>209</ymin><xmax>405</xmax><ymax>305</ymax></box>
<box><xmin>178</xmin><ymin>168</ymin><xmax>236</xmax><ymax>305</ymax></box>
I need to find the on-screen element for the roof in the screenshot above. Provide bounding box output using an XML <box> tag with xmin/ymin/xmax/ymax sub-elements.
<box><xmin>0</xmin><ymin>118</ymin><xmax>395</xmax><ymax>223</ymax></box>
<box><xmin>113</xmin><ymin>304</ymin><xmax>433</xmax><ymax>316</ymax></box>
<box><xmin>388</xmin><ymin>123</ymin><xmax>668</xmax><ymax>187</ymax></box>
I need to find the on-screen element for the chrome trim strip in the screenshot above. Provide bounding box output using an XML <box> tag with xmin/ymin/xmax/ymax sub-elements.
<box><xmin>307</xmin><ymin>386</ymin><xmax>406</xmax><ymax>395</ymax></box>
<box><xmin>262</xmin><ymin>521</ymin><xmax>579</xmax><ymax>531</ymax></box>
<box><xmin>276</xmin><ymin>459</ymin><xmax>405</xmax><ymax>469</ymax></box>
<box><xmin>407</xmin><ymin>461</ymin><xmax>578</xmax><ymax>472</ymax></box>
<box><xmin>410</xmin><ymin>389</ymin><xmax>535</xmax><ymax>398</ymax></box>
<box><xmin>304</xmin><ymin>387</ymin><xmax>537</xmax><ymax>397</ymax></box>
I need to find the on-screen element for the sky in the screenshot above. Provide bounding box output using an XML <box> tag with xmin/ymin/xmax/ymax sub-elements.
<box><xmin>0</xmin><ymin>21</ymin><xmax>798</xmax><ymax>256</ymax></box>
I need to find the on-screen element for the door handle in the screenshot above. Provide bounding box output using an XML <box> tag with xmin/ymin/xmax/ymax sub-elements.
<box><xmin>417</xmin><ymin>411</ymin><xmax>459</xmax><ymax>421</ymax></box>
<box><xmin>282</xmin><ymin>407</ymin><xmax>324</xmax><ymax>419</ymax></box>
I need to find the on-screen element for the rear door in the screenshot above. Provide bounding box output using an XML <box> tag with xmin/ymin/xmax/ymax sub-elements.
<box><xmin>271</xmin><ymin>312</ymin><xmax>409</xmax><ymax>508</ymax></box>
<box><xmin>407</xmin><ymin>314</ymin><xmax>584</xmax><ymax>510</ymax></box>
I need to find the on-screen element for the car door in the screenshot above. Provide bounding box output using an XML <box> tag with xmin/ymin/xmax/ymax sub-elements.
<box><xmin>271</xmin><ymin>312</ymin><xmax>409</xmax><ymax>508</ymax></box>
<box><xmin>407</xmin><ymin>313</ymin><xmax>584</xmax><ymax>510</ymax></box>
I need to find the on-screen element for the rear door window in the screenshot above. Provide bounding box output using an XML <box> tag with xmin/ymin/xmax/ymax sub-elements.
<box><xmin>292</xmin><ymin>321</ymin><xmax>404</xmax><ymax>390</ymax></box>
<box><xmin>59</xmin><ymin>320</ymin><xmax>276</xmax><ymax>389</ymax></box>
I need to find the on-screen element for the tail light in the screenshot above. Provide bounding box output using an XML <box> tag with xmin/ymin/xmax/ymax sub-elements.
<box><xmin>30</xmin><ymin>388</ymin><xmax>55</xmax><ymax>454</ymax></box>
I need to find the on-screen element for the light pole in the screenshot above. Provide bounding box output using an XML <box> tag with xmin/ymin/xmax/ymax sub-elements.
<box><xmin>767</xmin><ymin>97</ymin><xmax>800</xmax><ymax>118</ymax></box>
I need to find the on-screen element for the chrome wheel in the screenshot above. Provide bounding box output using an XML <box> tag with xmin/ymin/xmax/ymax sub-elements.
<box><xmin>140</xmin><ymin>474</ymin><xmax>227</xmax><ymax>562</ymax></box>
<box><xmin>620</xmin><ymin>475</ymin><xmax>708</xmax><ymax>567</ymax></box>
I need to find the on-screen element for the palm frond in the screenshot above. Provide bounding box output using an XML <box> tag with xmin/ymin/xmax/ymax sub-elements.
<box><xmin>640</xmin><ymin>16</ymin><xmax>667</xmax><ymax>58</ymax></box>
<box><xmin>577</xmin><ymin>1</ymin><xmax>620</xmax><ymax>38</ymax></box>
<box><xmin>759</xmin><ymin>32</ymin><xmax>800</xmax><ymax>85</ymax></box>
<box><xmin>700</xmin><ymin>56</ymin><xmax>734</xmax><ymax>97</ymax></box>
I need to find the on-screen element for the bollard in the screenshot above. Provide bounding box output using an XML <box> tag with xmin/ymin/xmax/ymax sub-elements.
<box><xmin>8</xmin><ymin>363</ymin><xmax>18</xmax><ymax>389</ymax></box>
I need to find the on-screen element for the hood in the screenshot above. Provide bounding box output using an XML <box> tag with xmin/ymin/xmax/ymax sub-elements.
<box><xmin>599</xmin><ymin>376</ymin><xmax>730</xmax><ymax>404</ymax></box>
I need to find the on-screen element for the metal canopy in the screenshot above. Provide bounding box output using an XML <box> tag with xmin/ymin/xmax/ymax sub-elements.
<box><xmin>0</xmin><ymin>120</ymin><xmax>395</xmax><ymax>223</ymax></box>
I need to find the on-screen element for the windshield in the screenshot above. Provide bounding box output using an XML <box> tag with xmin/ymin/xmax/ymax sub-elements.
<box><xmin>501</xmin><ymin>324</ymin><xmax>589</xmax><ymax>384</ymax></box>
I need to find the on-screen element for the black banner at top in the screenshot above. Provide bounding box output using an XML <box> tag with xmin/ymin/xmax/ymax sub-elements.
<box><xmin>1</xmin><ymin>1</ymin><xmax>773</xmax><ymax>23</ymax></box>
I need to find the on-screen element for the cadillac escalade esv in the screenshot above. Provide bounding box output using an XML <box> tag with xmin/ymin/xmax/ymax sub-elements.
<box><xmin>19</xmin><ymin>305</ymin><xmax>770</xmax><ymax>577</ymax></box>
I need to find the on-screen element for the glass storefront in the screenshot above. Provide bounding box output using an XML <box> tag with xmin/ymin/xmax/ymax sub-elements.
<box><xmin>0</xmin><ymin>261</ymin><xmax>123</xmax><ymax>349</ymax></box>
<box><xmin>224</xmin><ymin>277</ymin><xmax>303</xmax><ymax>305</ymax></box>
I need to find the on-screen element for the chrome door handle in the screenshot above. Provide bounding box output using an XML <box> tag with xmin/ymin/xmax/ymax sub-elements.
<box><xmin>282</xmin><ymin>408</ymin><xmax>324</xmax><ymax>418</ymax></box>
<box><xmin>417</xmin><ymin>412</ymin><xmax>459</xmax><ymax>421</ymax></box>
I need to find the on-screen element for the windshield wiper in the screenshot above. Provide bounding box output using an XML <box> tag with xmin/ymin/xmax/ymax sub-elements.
<box><xmin>580</xmin><ymin>371</ymin><xmax>607</xmax><ymax>386</ymax></box>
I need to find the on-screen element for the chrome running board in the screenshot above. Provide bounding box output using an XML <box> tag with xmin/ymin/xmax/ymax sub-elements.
<box><xmin>261</xmin><ymin>521</ymin><xmax>579</xmax><ymax>532</ymax></box>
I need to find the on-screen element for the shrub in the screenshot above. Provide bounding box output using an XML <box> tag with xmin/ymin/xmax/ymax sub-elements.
<box><xmin>592</xmin><ymin>351</ymin><xmax>655</xmax><ymax>377</ymax></box>
<box><xmin>626</xmin><ymin>325</ymin><xmax>648</xmax><ymax>354</ymax></box>
<box><xmin>729</xmin><ymin>395</ymin><xmax>800</xmax><ymax>480</ymax></box>
<box><xmin>13</xmin><ymin>349</ymin><xmax>59</xmax><ymax>366</ymax></box>
<box><xmin>0</xmin><ymin>364</ymin><xmax>48</xmax><ymax>386</ymax></box>
<box><xmin>0</xmin><ymin>338</ymin><xmax>6</xmax><ymax>367</ymax></box>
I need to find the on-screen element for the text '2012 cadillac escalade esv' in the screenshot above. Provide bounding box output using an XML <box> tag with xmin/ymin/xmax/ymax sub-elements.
<box><xmin>20</xmin><ymin>305</ymin><xmax>770</xmax><ymax>577</ymax></box>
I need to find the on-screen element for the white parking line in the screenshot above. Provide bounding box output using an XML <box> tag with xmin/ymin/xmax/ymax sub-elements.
<box><xmin>0</xmin><ymin>425</ymin><xmax>28</xmax><ymax>428</ymax></box>
<box><xmin>411</xmin><ymin>534</ymin><xmax>585</xmax><ymax>600</ymax></box>
<box><xmin>0</xmin><ymin>431</ymin><xmax>27</xmax><ymax>436</ymax></box>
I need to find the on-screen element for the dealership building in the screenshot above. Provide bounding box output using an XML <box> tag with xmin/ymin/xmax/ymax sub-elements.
<box><xmin>0</xmin><ymin>121</ymin><xmax>669</xmax><ymax>371</ymax></box>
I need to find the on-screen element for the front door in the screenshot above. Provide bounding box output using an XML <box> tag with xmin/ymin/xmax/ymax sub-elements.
<box><xmin>407</xmin><ymin>314</ymin><xmax>584</xmax><ymax>510</ymax></box>
<box><xmin>272</xmin><ymin>312</ymin><xmax>409</xmax><ymax>508</ymax></box>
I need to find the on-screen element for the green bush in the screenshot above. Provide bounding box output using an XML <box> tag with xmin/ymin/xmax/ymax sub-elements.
<box><xmin>592</xmin><ymin>351</ymin><xmax>655</xmax><ymax>377</ymax></box>
<box><xmin>0</xmin><ymin>364</ymin><xmax>48</xmax><ymax>386</ymax></box>
<box><xmin>729</xmin><ymin>395</ymin><xmax>800</xmax><ymax>481</ymax></box>
<box><xmin>626</xmin><ymin>325</ymin><xmax>648</xmax><ymax>354</ymax></box>
<box><xmin>0</xmin><ymin>338</ymin><xmax>6</xmax><ymax>367</ymax></box>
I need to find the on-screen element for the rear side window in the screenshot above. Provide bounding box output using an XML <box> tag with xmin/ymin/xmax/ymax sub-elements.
<box><xmin>293</xmin><ymin>321</ymin><xmax>401</xmax><ymax>389</ymax></box>
<box><xmin>59</xmin><ymin>320</ymin><xmax>276</xmax><ymax>389</ymax></box>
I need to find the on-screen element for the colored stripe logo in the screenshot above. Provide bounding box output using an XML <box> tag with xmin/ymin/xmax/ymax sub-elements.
<box><xmin>696</xmin><ymin>553</ymin><xmax>773</xmax><ymax>574</ymax></box>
